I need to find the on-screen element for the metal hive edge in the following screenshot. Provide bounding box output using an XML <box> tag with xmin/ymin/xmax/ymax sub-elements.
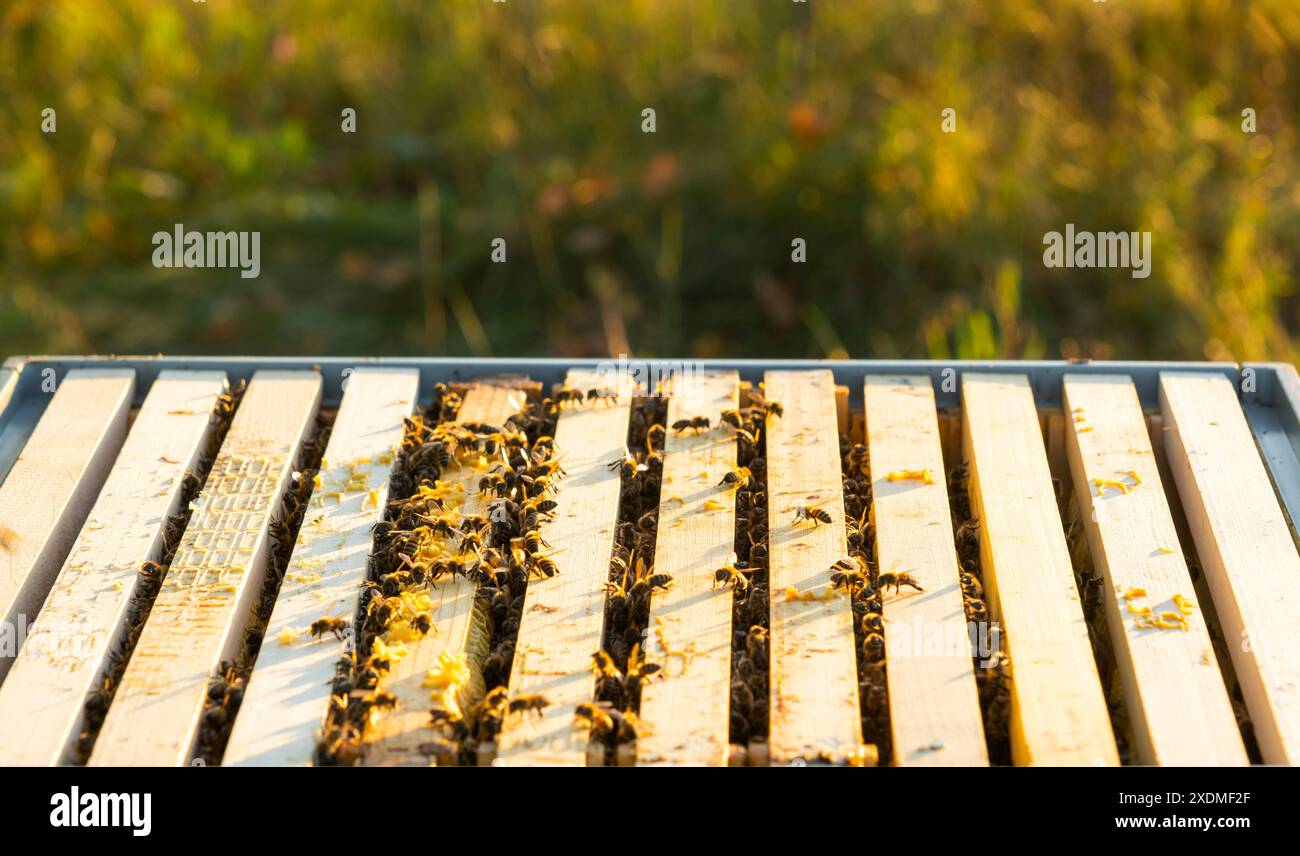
<box><xmin>0</xmin><ymin>354</ymin><xmax>1244</xmax><ymax>408</ymax></box>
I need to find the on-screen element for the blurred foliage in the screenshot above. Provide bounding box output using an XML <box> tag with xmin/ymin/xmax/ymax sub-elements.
<box><xmin>2</xmin><ymin>0</ymin><xmax>1300</xmax><ymax>362</ymax></box>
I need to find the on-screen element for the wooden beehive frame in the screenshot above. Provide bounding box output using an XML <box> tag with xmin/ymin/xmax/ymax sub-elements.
<box><xmin>0</xmin><ymin>356</ymin><xmax>1296</xmax><ymax>766</ymax></box>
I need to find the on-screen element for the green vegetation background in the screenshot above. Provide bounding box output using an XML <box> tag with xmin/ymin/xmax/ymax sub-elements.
<box><xmin>3</xmin><ymin>0</ymin><xmax>1299</xmax><ymax>362</ymax></box>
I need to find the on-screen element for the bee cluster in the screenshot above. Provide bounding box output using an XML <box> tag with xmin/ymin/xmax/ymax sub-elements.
<box><xmin>317</xmin><ymin>383</ymin><xmax>567</xmax><ymax>765</ymax></box>
<box><xmin>195</xmin><ymin>411</ymin><xmax>334</xmax><ymax>765</ymax></box>
<box><xmin>589</xmin><ymin>395</ymin><xmax>668</xmax><ymax>760</ymax></box>
<box><xmin>836</xmin><ymin>440</ymin><xmax>890</xmax><ymax>760</ymax></box>
<box><xmin>725</xmin><ymin>395</ymin><xmax>772</xmax><ymax>747</ymax></box>
<box><xmin>316</xmin><ymin>383</ymin><xmax>459</xmax><ymax>765</ymax></box>
<box><xmin>947</xmin><ymin>463</ymin><xmax>1012</xmax><ymax>765</ymax></box>
<box><xmin>72</xmin><ymin>380</ymin><xmax>247</xmax><ymax>764</ymax></box>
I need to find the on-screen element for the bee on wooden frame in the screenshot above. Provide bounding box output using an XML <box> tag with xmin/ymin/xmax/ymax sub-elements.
<box><xmin>554</xmin><ymin>387</ymin><xmax>584</xmax><ymax>407</ymax></box>
<box><xmin>671</xmin><ymin>416</ymin><xmax>711</xmax><ymax>434</ymax></box>
<box><xmin>310</xmin><ymin>616</ymin><xmax>351</xmax><ymax>641</ymax></box>
<box><xmin>793</xmin><ymin>503</ymin><xmax>833</xmax><ymax>526</ymax></box>
<box><xmin>750</xmin><ymin>394</ymin><xmax>784</xmax><ymax>421</ymax></box>
<box><xmin>875</xmin><ymin>570</ymin><xmax>924</xmax><ymax>595</ymax></box>
<box><xmin>507</xmin><ymin>693</ymin><xmax>550</xmax><ymax>718</ymax></box>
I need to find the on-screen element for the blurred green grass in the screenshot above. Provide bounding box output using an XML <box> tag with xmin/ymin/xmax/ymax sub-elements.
<box><xmin>3</xmin><ymin>0</ymin><xmax>1299</xmax><ymax>362</ymax></box>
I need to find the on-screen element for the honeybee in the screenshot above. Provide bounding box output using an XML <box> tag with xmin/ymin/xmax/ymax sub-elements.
<box><xmin>461</xmin><ymin>514</ymin><xmax>490</xmax><ymax>535</ymax></box>
<box><xmin>846</xmin><ymin>510</ymin><xmax>872</xmax><ymax>552</ymax></box>
<box><xmin>751</xmin><ymin>394</ymin><xmax>784</xmax><ymax>420</ymax></box>
<box><xmin>310</xmin><ymin>616</ymin><xmax>351</xmax><ymax>641</ymax></box>
<box><xmin>720</xmin><ymin>409</ymin><xmax>744</xmax><ymax>430</ymax></box>
<box><xmin>876</xmin><ymin>570</ymin><xmax>924</xmax><ymax>595</ymax></box>
<box><xmin>555</xmin><ymin>387</ymin><xmax>584</xmax><ymax>407</ymax></box>
<box><xmin>523</xmin><ymin>496</ymin><xmax>558</xmax><ymax>517</ymax></box>
<box><xmin>592</xmin><ymin>650</ymin><xmax>622</xmax><ymax>682</ymax></box>
<box><xmin>861</xmin><ymin>632</ymin><xmax>886</xmax><ymax>662</ymax></box>
<box><xmin>607</xmin><ymin>448</ymin><xmax>646</xmax><ymax>479</ymax></box>
<box><xmin>947</xmin><ymin>462</ymin><xmax>971</xmax><ymax>515</ymax></box>
<box><xmin>830</xmin><ymin>557</ymin><xmax>869</xmax><ymax>593</ymax></box>
<box><xmin>432</xmin><ymin>557</ymin><xmax>477</xmax><ymax>581</ymax></box>
<box><xmin>713</xmin><ymin>554</ymin><xmax>750</xmax><ymax>594</ymax></box>
<box><xmin>474</xmin><ymin>686</ymin><xmax>510</xmax><ymax>725</ymax></box>
<box><xmin>734</xmin><ymin>428</ymin><xmax>760</xmax><ymax>455</ymax></box>
<box><xmin>671</xmin><ymin>416</ymin><xmax>711</xmax><ymax>434</ymax></box>
<box><xmin>954</xmin><ymin>517</ymin><xmax>980</xmax><ymax>563</ymax></box>
<box><xmin>428</xmin><ymin>515</ymin><xmax>459</xmax><ymax>539</ymax></box>
<box><xmin>843</xmin><ymin>443</ymin><xmax>869</xmax><ymax>477</ymax></box>
<box><xmin>507</xmin><ymin>694</ymin><xmax>550</xmax><ymax>718</ymax></box>
<box><xmin>628</xmin><ymin>572</ymin><xmax>672</xmax><ymax>599</ymax></box>
<box><xmin>717</xmin><ymin>466</ymin><xmax>752</xmax><ymax>492</ymax></box>
<box><xmin>526</xmin><ymin>459</ymin><xmax>565</xmax><ymax>481</ymax></box>
<box><xmin>521</xmin><ymin>530</ymin><xmax>550</xmax><ymax>554</ymax></box>
<box><xmin>574</xmin><ymin>702</ymin><xmax>615</xmax><ymax>736</ymax></box>
<box><xmin>626</xmin><ymin>643</ymin><xmax>661</xmax><ymax>690</ymax></box>
<box><xmin>792</xmin><ymin>504</ymin><xmax>833</xmax><ymax>526</ymax></box>
<box><xmin>586</xmin><ymin>388</ymin><xmax>618</xmax><ymax>404</ymax></box>
<box><xmin>530</xmin><ymin>555</ymin><xmax>559</xmax><ymax>578</ymax></box>
<box><xmin>478</xmin><ymin>472</ymin><xmax>508</xmax><ymax>496</ymax></box>
<box><xmin>457</xmin><ymin>529</ymin><xmax>484</xmax><ymax>556</ymax></box>
<box><xmin>746</xmin><ymin>625</ymin><xmax>769</xmax><ymax>662</ymax></box>
<box><xmin>420</xmin><ymin>442</ymin><xmax>456</xmax><ymax>472</ymax></box>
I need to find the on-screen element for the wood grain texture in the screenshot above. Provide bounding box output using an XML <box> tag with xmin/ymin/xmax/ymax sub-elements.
<box><xmin>1147</xmin><ymin>410</ymin><xmax>1256</xmax><ymax>758</ymax></box>
<box><xmin>865</xmin><ymin>375</ymin><xmax>987</xmax><ymax>765</ymax></box>
<box><xmin>961</xmin><ymin>372</ymin><xmax>1118</xmax><ymax>766</ymax></box>
<box><xmin>1064</xmin><ymin>374</ymin><xmax>1246</xmax><ymax>765</ymax></box>
<box><xmin>495</xmin><ymin>369</ymin><xmax>633</xmax><ymax>766</ymax></box>
<box><xmin>1160</xmin><ymin>371</ymin><xmax>1300</xmax><ymax>764</ymax></box>
<box><xmin>764</xmin><ymin>370</ymin><xmax>863</xmax><ymax>764</ymax></box>
<box><xmin>223</xmin><ymin>368</ymin><xmax>419</xmax><ymax>766</ymax></box>
<box><xmin>88</xmin><ymin>371</ymin><xmax>323</xmax><ymax>766</ymax></box>
<box><xmin>0</xmin><ymin>369</ymin><xmax>135</xmax><ymax>684</ymax></box>
<box><xmin>363</xmin><ymin>384</ymin><xmax>527</xmax><ymax>765</ymax></box>
<box><xmin>0</xmin><ymin>371</ymin><xmax>226</xmax><ymax>765</ymax></box>
<box><xmin>635</xmin><ymin>371</ymin><xmax>739</xmax><ymax>766</ymax></box>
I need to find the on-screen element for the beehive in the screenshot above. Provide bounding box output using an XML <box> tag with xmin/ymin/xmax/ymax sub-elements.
<box><xmin>0</xmin><ymin>356</ymin><xmax>1297</xmax><ymax>767</ymax></box>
